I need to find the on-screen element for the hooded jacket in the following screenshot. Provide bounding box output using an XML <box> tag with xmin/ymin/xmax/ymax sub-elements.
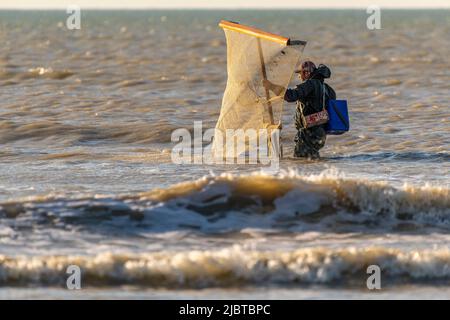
<box><xmin>284</xmin><ymin>64</ymin><xmax>336</xmax><ymax>117</ymax></box>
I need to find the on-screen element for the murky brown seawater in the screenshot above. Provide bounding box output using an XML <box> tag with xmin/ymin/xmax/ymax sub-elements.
<box><xmin>0</xmin><ymin>10</ymin><xmax>448</xmax><ymax>298</ymax></box>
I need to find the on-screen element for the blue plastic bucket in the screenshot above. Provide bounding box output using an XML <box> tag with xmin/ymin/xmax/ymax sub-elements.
<box><xmin>325</xmin><ymin>100</ymin><xmax>350</xmax><ymax>135</ymax></box>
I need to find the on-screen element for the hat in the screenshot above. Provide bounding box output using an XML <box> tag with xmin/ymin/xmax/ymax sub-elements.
<box><xmin>295</xmin><ymin>60</ymin><xmax>317</xmax><ymax>73</ymax></box>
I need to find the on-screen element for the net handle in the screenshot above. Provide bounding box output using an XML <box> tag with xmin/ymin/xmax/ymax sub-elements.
<box><xmin>257</xmin><ymin>38</ymin><xmax>275</xmax><ymax>124</ymax></box>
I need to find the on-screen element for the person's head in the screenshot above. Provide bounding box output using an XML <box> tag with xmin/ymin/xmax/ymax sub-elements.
<box><xmin>296</xmin><ymin>60</ymin><xmax>317</xmax><ymax>81</ymax></box>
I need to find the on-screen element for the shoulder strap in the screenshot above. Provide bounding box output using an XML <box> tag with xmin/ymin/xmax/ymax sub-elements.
<box><xmin>322</xmin><ymin>82</ymin><xmax>328</xmax><ymax>111</ymax></box>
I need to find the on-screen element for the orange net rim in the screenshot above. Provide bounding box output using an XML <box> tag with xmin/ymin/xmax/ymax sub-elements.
<box><xmin>218</xmin><ymin>20</ymin><xmax>306</xmax><ymax>46</ymax></box>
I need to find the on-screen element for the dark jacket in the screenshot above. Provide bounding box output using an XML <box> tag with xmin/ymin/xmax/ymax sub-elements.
<box><xmin>284</xmin><ymin>64</ymin><xmax>336</xmax><ymax>116</ymax></box>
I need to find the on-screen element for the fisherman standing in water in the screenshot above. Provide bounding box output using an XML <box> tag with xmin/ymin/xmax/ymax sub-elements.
<box><xmin>263</xmin><ymin>61</ymin><xmax>336</xmax><ymax>159</ymax></box>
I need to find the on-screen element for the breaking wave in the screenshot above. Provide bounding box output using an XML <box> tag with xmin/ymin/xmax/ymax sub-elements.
<box><xmin>3</xmin><ymin>246</ymin><xmax>450</xmax><ymax>287</ymax></box>
<box><xmin>1</xmin><ymin>171</ymin><xmax>448</xmax><ymax>233</ymax></box>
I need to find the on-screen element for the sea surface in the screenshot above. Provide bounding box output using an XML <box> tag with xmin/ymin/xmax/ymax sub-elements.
<box><xmin>0</xmin><ymin>9</ymin><xmax>449</xmax><ymax>299</ymax></box>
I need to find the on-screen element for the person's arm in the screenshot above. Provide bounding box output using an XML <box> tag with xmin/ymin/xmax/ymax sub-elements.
<box><xmin>284</xmin><ymin>81</ymin><xmax>314</xmax><ymax>103</ymax></box>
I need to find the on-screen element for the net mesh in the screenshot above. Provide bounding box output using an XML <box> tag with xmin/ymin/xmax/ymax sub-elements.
<box><xmin>212</xmin><ymin>25</ymin><xmax>305</xmax><ymax>159</ymax></box>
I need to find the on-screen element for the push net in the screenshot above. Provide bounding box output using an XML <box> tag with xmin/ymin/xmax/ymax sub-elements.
<box><xmin>212</xmin><ymin>21</ymin><xmax>306</xmax><ymax>160</ymax></box>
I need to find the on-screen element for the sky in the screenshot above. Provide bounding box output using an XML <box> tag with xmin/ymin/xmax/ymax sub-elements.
<box><xmin>1</xmin><ymin>0</ymin><xmax>449</xmax><ymax>9</ymax></box>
